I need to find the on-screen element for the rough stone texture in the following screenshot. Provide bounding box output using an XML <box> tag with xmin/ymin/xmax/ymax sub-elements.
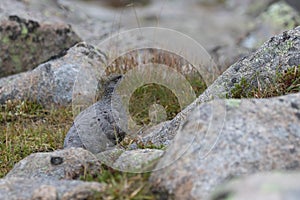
<box><xmin>0</xmin><ymin>15</ymin><xmax>81</xmax><ymax>77</ymax></box>
<box><xmin>210</xmin><ymin>172</ymin><xmax>300</xmax><ymax>200</ymax></box>
<box><xmin>60</xmin><ymin>183</ymin><xmax>104</xmax><ymax>200</ymax></box>
<box><xmin>0</xmin><ymin>177</ymin><xmax>105</xmax><ymax>200</ymax></box>
<box><xmin>0</xmin><ymin>42</ymin><xmax>106</xmax><ymax>108</ymax></box>
<box><xmin>95</xmin><ymin>148</ymin><xmax>165</xmax><ymax>172</ymax></box>
<box><xmin>95</xmin><ymin>148</ymin><xmax>125</xmax><ymax>167</ymax></box>
<box><xmin>31</xmin><ymin>185</ymin><xmax>58</xmax><ymax>200</ymax></box>
<box><xmin>95</xmin><ymin>148</ymin><xmax>164</xmax><ymax>172</ymax></box>
<box><xmin>6</xmin><ymin>148</ymin><xmax>101</xmax><ymax>180</ymax></box>
<box><xmin>150</xmin><ymin>93</ymin><xmax>300</xmax><ymax>200</ymax></box>
<box><xmin>64</xmin><ymin>74</ymin><xmax>127</xmax><ymax>154</ymax></box>
<box><xmin>112</xmin><ymin>149</ymin><xmax>164</xmax><ymax>172</ymax></box>
<box><xmin>141</xmin><ymin>26</ymin><xmax>300</xmax><ymax>147</ymax></box>
<box><xmin>0</xmin><ymin>0</ymin><xmax>117</xmax><ymax>45</ymax></box>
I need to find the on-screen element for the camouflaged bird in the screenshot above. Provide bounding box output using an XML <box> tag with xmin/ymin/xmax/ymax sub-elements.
<box><xmin>64</xmin><ymin>74</ymin><xmax>126</xmax><ymax>154</ymax></box>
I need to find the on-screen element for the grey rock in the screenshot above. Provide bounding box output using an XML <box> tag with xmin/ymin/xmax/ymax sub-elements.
<box><xmin>141</xmin><ymin>26</ymin><xmax>300</xmax><ymax>147</ymax></box>
<box><xmin>0</xmin><ymin>42</ymin><xmax>106</xmax><ymax>108</ymax></box>
<box><xmin>210</xmin><ymin>172</ymin><xmax>300</xmax><ymax>200</ymax></box>
<box><xmin>0</xmin><ymin>177</ymin><xmax>105</xmax><ymax>200</ymax></box>
<box><xmin>112</xmin><ymin>149</ymin><xmax>164</xmax><ymax>172</ymax></box>
<box><xmin>95</xmin><ymin>148</ymin><xmax>125</xmax><ymax>167</ymax></box>
<box><xmin>64</xmin><ymin>74</ymin><xmax>127</xmax><ymax>154</ymax></box>
<box><xmin>95</xmin><ymin>148</ymin><xmax>164</xmax><ymax>172</ymax></box>
<box><xmin>6</xmin><ymin>148</ymin><xmax>101</xmax><ymax>180</ymax></box>
<box><xmin>0</xmin><ymin>0</ymin><xmax>117</xmax><ymax>45</ymax></box>
<box><xmin>60</xmin><ymin>182</ymin><xmax>104</xmax><ymax>200</ymax></box>
<box><xmin>31</xmin><ymin>185</ymin><xmax>58</xmax><ymax>200</ymax></box>
<box><xmin>0</xmin><ymin>15</ymin><xmax>81</xmax><ymax>77</ymax></box>
<box><xmin>150</xmin><ymin>93</ymin><xmax>300</xmax><ymax>200</ymax></box>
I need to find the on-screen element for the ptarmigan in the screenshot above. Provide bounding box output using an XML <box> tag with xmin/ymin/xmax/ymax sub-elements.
<box><xmin>64</xmin><ymin>74</ymin><xmax>126</xmax><ymax>154</ymax></box>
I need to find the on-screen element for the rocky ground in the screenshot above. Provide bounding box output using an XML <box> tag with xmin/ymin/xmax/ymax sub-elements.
<box><xmin>0</xmin><ymin>0</ymin><xmax>300</xmax><ymax>199</ymax></box>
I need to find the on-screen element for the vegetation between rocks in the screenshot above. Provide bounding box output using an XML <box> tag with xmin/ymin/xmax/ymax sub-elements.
<box><xmin>0</xmin><ymin>100</ymin><xmax>157</xmax><ymax>199</ymax></box>
<box><xmin>229</xmin><ymin>65</ymin><xmax>300</xmax><ymax>98</ymax></box>
<box><xmin>1</xmin><ymin>64</ymin><xmax>299</xmax><ymax>198</ymax></box>
<box><xmin>0</xmin><ymin>100</ymin><xmax>73</xmax><ymax>177</ymax></box>
<box><xmin>82</xmin><ymin>166</ymin><xmax>156</xmax><ymax>200</ymax></box>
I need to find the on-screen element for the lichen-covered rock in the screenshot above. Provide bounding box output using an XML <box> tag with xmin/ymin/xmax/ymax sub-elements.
<box><xmin>31</xmin><ymin>185</ymin><xmax>58</xmax><ymax>200</ymax></box>
<box><xmin>150</xmin><ymin>92</ymin><xmax>300</xmax><ymax>200</ymax></box>
<box><xmin>0</xmin><ymin>0</ymin><xmax>117</xmax><ymax>45</ymax></box>
<box><xmin>141</xmin><ymin>26</ymin><xmax>300</xmax><ymax>147</ymax></box>
<box><xmin>96</xmin><ymin>148</ymin><xmax>125</xmax><ymax>167</ymax></box>
<box><xmin>210</xmin><ymin>172</ymin><xmax>300</xmax><ymax>200</ymax></box>
<box><xmin>0</xmin><ymin>42</ymin><xmax>106</xmax><ymax>108</ymax></box>
<box><xmin>0</xmin><ymin>177</ymin><xmax>105</xmax><ymax>200</ymax></box>
<box><xmin>6</xmin><ymin>148</ymin><xmax>101</xmax><ymax>180</ymax></box>
<box><xmin>241</xmin><ymin>1</ymin><xmax>300</xmax><ymax>49</ymax></box>
<box><xmin>96</xmin><ymin>148</ymin><xmax>164</xmax><ymax>172</ymax></box>
<box><xmin>0</xmin><ymin>15</ymin><xmax>81</xmax><ymax>77</ymax></box>
<box><xmin>112</xmin><ymin>149</ymin><xmax>164</xmax><ymax>172</ymax></box>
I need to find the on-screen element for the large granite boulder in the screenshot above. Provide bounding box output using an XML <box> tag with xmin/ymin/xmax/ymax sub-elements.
<box><xmin>0</xmin><ymin>42</ymin><xmax>106</xmax><ymax>108</ymax></box>
<box><xmin>150</xmin><ymin>92</ymin><xmax>300</xmax><ymax>199</ymax></box>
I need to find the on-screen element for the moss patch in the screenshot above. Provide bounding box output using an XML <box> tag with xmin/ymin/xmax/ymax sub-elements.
<box><xmin>0</xmin><ymin>100</ymin><xmax>73</xmax><ymax>177</ymax></box>
<box><xmin>228</xmin><ymin>66</ymin><xmax>300</xmax><ymax>99</ymax></box>
<box><xmin>82</xmin><ymin>165</ymin><xmax>156</xmax><ymax>200</ymax></box>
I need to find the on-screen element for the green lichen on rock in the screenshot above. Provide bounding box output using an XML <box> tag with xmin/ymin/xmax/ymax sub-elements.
<box><xmin>261</xmin><ymin>1</ymin><xmax>300</xmax><ymax>30</ymax></box>
<box><xmin>0</xmin><ymin>15</ymin><xmax>81</xmax><ymax>77</ymax></box>
<box><xmin>241</xmin><ymin>1</ymin><xmax>300</xmax><ymax>49</ymax></box>
<box><xmin>226</xmin><ymin>99</ymin><xmax>241</xmax><ymax>108</ymax></box>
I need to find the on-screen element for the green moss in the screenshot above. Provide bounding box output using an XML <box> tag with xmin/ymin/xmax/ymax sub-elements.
<box><xmin>129</xmin><ymin>83</ymin><xmax>180</xmax><ymax>126</ymax></box>
<box><xmin>228</xmin><ymin>66</ymin><xmax>300</xmax><ymax>99</ymax></box>
<box><xmin>2</xmin><ymin>36</ymin><xmax>10</xmax><ymax>45</ymax></box>
<box><xmin>276</xmin><ymin>66</ymin><xmax>300</xmax><ymax>94</ymax></box>
<box><xmin>129</xmin><ymin>75</ymin><xmax>206</xmax><ymax>126</ymax></box>
<box><xmin>11</xmin><ymin>55</ymin><xmax>22</xmax><ymax>72</ymax></box>
<box><xmin>228</xmin><ymin>77</ymin><xmax>254</xmax><ymax>98</ymax></box>
<box><xmin>21</xmin><ymin>26</ymin><xmax>28</xmax><ymax>35</ymax></box>
<box><xmin>81</xmin><ymin>165</ymin><xmax>156</xmax><ymax>200</ymax></box>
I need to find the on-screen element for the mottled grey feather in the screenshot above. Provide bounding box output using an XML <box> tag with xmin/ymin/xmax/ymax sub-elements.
<box><xmin>64</xmin><ymin>74</ymin><xmax>126</xmax><ymax>154</ymax></box>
